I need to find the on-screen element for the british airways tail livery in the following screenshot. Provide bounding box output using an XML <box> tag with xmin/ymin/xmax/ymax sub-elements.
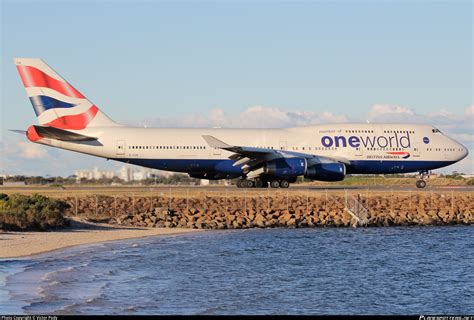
<box><xmin>13</xmin><ymin>58</ymin><xmax>469</xmax><ymax>188</ymax></box>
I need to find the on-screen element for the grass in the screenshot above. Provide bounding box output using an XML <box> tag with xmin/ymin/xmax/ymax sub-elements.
<box><xmin>306</xmin><ymin>175</ymin><xmax>474</xmax><ymax>186</ymax></box>
<box><xmin>0</xmin><ymin>175</ymin><xmax>471</xmax><ymax>199</ymax></box>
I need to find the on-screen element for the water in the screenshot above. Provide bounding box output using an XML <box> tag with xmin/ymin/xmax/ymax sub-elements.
<box><xmin>1</xmin><ymin>226</ymin><xmax>473</xmax><ymax>314</ymax></box>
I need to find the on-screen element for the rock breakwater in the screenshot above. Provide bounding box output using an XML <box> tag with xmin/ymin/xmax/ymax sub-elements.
<box><xmin>63</xmin><ymin>191</ymin><xmax>473</xmax><ymax>228</ymax></box>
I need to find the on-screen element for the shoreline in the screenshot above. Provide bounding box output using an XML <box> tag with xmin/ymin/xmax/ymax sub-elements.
<box><xmin>0</xmin><ymin>218</ymin><xmax>203</xmax><ymax>259</ymax></box>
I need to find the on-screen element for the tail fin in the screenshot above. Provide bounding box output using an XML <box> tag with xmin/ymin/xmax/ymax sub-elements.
<box><xmin>14</xmin><ymin>58</ymin><xmax>118</xmax><ymax>130</ymax></box>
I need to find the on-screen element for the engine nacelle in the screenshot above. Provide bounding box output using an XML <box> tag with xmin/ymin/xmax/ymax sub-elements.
<box><xmin>264</xmin><ymin>158</ymin><xmax>307</xmax><ymax>178</ymax></box>
<box><xmin>304</xmin><ymin>163</ymin><xmax>346</xmax><ymax>181</ymax></box>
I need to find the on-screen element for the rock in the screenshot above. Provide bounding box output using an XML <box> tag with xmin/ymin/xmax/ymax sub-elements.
<box><xmin>154</xmin><ymin>208</ymin><xmax>169</xmax><ymax>220</ymax></box>
<box><xmin>255</xmin><ymin>213</ymin><xmax>266</xmax><ymax>227</ymax></box>
<box><xmin>279</xmin><ymin>212</ymin><xmax>292</xmax><ymax>223</ymax></box>
<box><xmin>178</xmin><ymin>218</ymin><xmax>187</xmax><ymax>227</ymax></box>
<box><xmin>195</xmin><ymin>222</ymin><xmax>204</xmax><ymax>229</ymax></box>
<box><xmin>286</xmin><ymin>218</ymin><xmax>296</xmax><ymax>227</ymax></box>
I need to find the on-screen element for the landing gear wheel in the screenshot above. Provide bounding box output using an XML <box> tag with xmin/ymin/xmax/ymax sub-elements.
<box><xmin>270</xmin><ymin>180</ymin><xmax>280</xmax><ymax>188</ymax></box>
<box><xmin>416</xmin><ymin>180</ymin><xmax>426</xmax><ymax>189</ymax></box>
<box><xmin>416</xmin><ymin>171</ymin><xmax>429</xmax><ymax>188</ymax></box>
<box><xmin>236</xmin><ymin>180</ymin><xmax>245</xmax><ymax>188</ymax></box>
<box><xmin>245</xmin><ymin>180</ymin><xmax>255</xmax><ymax>188</ymax></box>
<box><xmin>279</xmin><ymin>180</ymin><xmax>290</xmax><ymax>188</ymax></box>
<box><xmin>254</xmin><ymin>180</ymin><xmax>264</xmax><ymax>188</ymax></box>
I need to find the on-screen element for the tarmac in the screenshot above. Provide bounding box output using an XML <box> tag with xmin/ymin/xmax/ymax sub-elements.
<box><xmin>1</xmin><ymin>184</ymin><xmax>473</xmax><ymax>192</ymax></box>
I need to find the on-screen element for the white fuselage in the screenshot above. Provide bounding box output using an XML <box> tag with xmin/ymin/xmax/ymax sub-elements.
<box><xmin>33</xmin><ymin>123</ymin><xmax>468</xmax><ymax>177</ymax></box>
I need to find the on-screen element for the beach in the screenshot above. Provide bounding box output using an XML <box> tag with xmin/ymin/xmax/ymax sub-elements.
<box><xmin>0</xmin><ymin>218</ymin><xmax>202</xmax><ymax>259</ymax></box>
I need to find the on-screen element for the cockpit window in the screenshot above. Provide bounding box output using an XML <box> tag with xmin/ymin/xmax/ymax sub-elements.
<box><xmin>432</xmin><ymin>128</ymin><xmax>441</xmax><ymax>133</ymax></box>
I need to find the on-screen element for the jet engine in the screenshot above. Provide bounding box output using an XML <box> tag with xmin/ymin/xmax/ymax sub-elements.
<box><xmin>304</xmin><ymin>162</ymin><xmax>346</xmax><ymax>181</ymax></box>
<box><xmin>264</xmin><ymin>158</ymin><xmax>307</xmax><ymax>177</ymax></box>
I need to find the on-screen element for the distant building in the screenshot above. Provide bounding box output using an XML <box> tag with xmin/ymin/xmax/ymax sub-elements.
<box><xmin>2</xmin><ymin>181</ymin><xmax>26</xmax><ymax>186</ymax></box>
<box><xmin>132</xmin><ymin>170</ymin><xmax>145</xmax><ymax>181</ymax></box>
<box><xmin>75</xmin><ymin>167</ymin><xmax>116</xmax><ymax>181</ymax></box>
<box><xmin>75</xmin><ymin>166</ymin><xmax>165</xmax><ymax>182</ymax></box>
<box><xmin>75</xmin><ymin>170</ymin><xmax>94</xmax><ymax>180</ymax></box>
<box><xmin>119</xmin><ymin>166</ymin><xmax>132</xmax><ymax>182</ymax></box>
<box><xmin>93</xmin><ymin>167</ymin><xmax>115</xmax><ymax>180</ymax></box>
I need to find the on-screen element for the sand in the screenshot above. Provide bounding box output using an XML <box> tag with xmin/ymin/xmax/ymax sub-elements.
<box><xmin>0</xmin><ymin>218</ymin><xmax>203</xmax><ymax>259</ymax></box>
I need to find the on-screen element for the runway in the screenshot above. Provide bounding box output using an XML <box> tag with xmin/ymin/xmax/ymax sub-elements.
<box><xmin>292</xmin><ymin>185</ymin><xmax>474</xmax><ymax>192</ymax></box>
<box><xmin>1</xmin><ymin>184</ymin><xmax>473</xmax><ymax>195</ymax></box>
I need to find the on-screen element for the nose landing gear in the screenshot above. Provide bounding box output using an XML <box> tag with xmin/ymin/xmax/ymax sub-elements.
<box><xmin>416</xmin><ymin>171</ymin><xmax>430</xmax><ymax>188</ymax></box>
<box><xmin>415</xmin><ymin>180</ymin><xmax>426</xmax><ymax>188</ymax></box>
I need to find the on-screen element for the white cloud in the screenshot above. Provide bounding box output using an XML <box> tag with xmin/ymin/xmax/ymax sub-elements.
<box><xmin>17</xmin><ymin>141</ymin><xmax>49</xmax><ymax>159</ymax></box>
<box><xmin>365</xmin><ymin>104</ymin><xmax>473</xmax><ymax>145</ymax></box>
<box><xmin>465</xmin><ymin>105</ymin><xmax>474</xmax><ymax>116</ymax></box>
<box><xmin>449</xmin><ymin>156</ymin><xmax>474</xmax><ymax>175</ymax></box>
<box><xmin>0</xmin><ymin>137</ymin><xmax>119</xmax><ymax>176</ymax></box>
<box><xmin>130</xmin><ymin>103</ymin><xmax>474</xmax><ymax>174</ymax></box>
<box><xmin>367</xmin><ymin>104</ymin><xmax>415</xmax><ymax>120</ymax></box>
<box><xmin>450</xmin><ymin>133</ymin><xmax>474</xmax><ymax>143</ymax></box>
<box><xmin>138</xmin><ymin>105</ymin><xmax>350</xmax><ymax>129</ymax></box>
<box><xmin>137</xmin><ymin>104</ymin><xmax>473</xmax><ymax>146</ymax></box>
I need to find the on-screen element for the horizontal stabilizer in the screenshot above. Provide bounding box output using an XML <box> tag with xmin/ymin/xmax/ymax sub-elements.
<box><xmin>32</xmin><ymin>125</ymin><xmax>98</xmax><ymax>141</ymax></box>
<box><xmin>9</xmin><ymin>129</ymin><xmax>27</xmax><ymax>135</ymax></box>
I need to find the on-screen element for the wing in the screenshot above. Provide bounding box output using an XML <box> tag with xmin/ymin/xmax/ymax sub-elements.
<box><xmin>202</xmin><ymin>135</ymin><xmax>348</xmax><ymax>177</ymax></box>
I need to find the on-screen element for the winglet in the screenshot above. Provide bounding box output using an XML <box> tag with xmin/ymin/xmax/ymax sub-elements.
<box><xmin>202</xmin><ymin>135</ymin><xmax>232</xmax><ymax>149</ymax></box>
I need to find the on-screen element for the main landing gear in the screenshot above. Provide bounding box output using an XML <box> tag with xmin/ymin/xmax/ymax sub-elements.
<box><xmin>416</xmin><ymin>171</ymin><xmax>429</xmax><ymax>189</ymax></box>
<box><xmin>236</xmin><ymin>179</ymin><xmax>290</xmax><ymax>188</ymax></box>
<box><xmin>236</xmin><ymin>179</ymin><xmax>267</xmax><ymax>188</ymax></box>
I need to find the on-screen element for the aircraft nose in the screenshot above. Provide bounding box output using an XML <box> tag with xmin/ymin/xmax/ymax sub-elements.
<box><xmin>458</xmin><ymin>143</ymin><xmax>469</xmax><ymax>161</ymax></box>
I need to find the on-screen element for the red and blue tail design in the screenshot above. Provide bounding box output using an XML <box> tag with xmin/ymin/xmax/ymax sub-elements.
<box><xmin>14</xmin><ymin>58</ymin><xmax>117</xmax><ymax>130</ymax></box>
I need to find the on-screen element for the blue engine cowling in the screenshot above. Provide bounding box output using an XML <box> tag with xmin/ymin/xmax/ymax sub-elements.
<box><xmin>264</xmin><ymin>158</ymin><xmax>307</xmax><ymax>177</ymax></box>
<box><xmin>304</xmin><ymin>163</ymin><xmax>346</xmax><ymax>181</ymax></box>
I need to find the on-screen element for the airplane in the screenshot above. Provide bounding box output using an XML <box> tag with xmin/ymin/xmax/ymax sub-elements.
<box><xmin>11</xmin><ymin>58</ymin><xmax>469</xmax><ymax>189</ymax></box>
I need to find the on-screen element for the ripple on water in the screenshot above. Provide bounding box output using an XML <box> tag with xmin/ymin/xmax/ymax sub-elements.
<box><xmin>1</xmin><ymin>226</ymin><xmax>474</xmax><ymax>315</ymax></box>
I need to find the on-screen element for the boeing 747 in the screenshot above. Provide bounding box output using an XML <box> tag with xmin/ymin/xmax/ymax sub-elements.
<box><xmin>12</xmin><ymin>58</ymin><xmax>469</xmax><ymax>188</ymax></box>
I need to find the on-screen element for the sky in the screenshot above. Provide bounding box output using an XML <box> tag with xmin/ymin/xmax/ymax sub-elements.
<box><xmin>1</xmin><ymin>0</ymin><xmax>472</xmax><ymax>176</ymax></box>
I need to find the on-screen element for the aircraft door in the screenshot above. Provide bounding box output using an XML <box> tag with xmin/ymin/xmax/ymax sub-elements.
<box><xmin>212</xmin><ymin>147</ymin><xmax>222</xmax><ymax>156</ymax></box>
<box><xmin>413</xmin><ymin>143</ymin><xmax>420</xmax><ymax>157</ymax></box>
<box><xmin>116</xmin><ymin>140</ymin><xmax>125</xmax><ymax>155</ymax></box>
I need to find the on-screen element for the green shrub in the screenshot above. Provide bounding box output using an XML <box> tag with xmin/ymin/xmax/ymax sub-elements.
<box><xmin>0</xmin><ymin>194</ymin><xmax>69</xmax><ymax>231</ymax></box>
<box><xmin>467</xmin><ymin>179</ymin><xmax>474</xmax><ymax>186</ymax></box>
